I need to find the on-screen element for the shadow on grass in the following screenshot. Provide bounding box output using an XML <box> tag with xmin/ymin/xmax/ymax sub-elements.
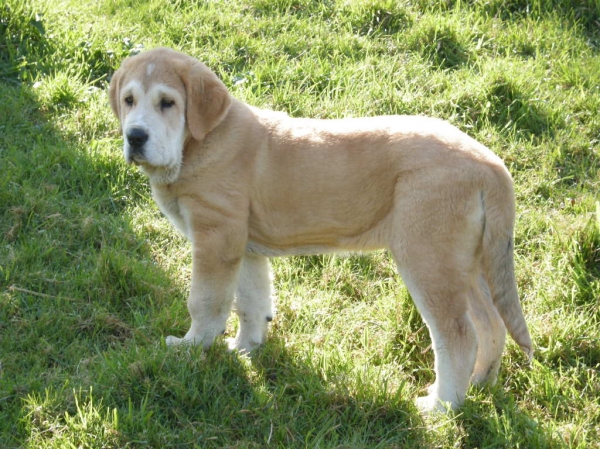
<box><xmin>408</xmin><ymin>23</ymin><xmax>471</xmax><ymax>71</ymax></box>
<box><xmin>94</xmin><ymin>338</ymin><xmax>431</xmax><ymax>447</ymax></box>
<box><xmin>481</xmin><ymin>0</ymin><xmax>600</xmax><ymax>48</ymax></box>
<box><xmin>415</xmin><ymin>0</ymin><xmax>600</xmax><ymax>51</ymax></box>
<box><xmin>0</xmin><ymin>14</ymin><xmax>185</xmax><ymax>448</ymax></box>
<box><xmin>458</xmin><ymin>387</ymin><xmax>560</xmax><ymax>448</ymax></box>
<box><xmin>250</xmin><ymin>338</ymin><xmax>428</xmax><ymax>447</ymax></box>
<box><xmin>452</xmin><ymin>76</ymin><xmax>559</xmax><ymax>139</ymax></box>
<box><xmin>89</xmin><ymin>334</ymin><xmax>568</xmax><ymax>447</ymax></box>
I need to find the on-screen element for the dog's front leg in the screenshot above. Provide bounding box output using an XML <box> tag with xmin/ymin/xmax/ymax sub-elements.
<box><xmin>227</xmin><ymin>253</ymin><xmax>274</xmax><ymax>353</ymax></box>
<box><xmin>166</xmin><ymin>230</ymin><xmax>243</xmax><ymax>348</ymax></box>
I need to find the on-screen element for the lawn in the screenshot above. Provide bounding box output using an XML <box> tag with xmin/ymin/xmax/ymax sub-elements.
<box><xmin>1</xmin><ymin>0</ymin><xmax>599</xmax><ymax>447</ymax></box>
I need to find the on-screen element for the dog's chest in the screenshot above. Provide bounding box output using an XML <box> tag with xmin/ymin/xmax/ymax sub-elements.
<box><xmin>152</xmin><ymin>187</ymin><xmax>191</xmax><ymax>240</ymax></box>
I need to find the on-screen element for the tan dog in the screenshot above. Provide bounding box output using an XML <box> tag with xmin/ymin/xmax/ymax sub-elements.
<box><xmin>109</xmin><ymin>47</ymin><xmax>532</xmax><ymax>413</ymax></box>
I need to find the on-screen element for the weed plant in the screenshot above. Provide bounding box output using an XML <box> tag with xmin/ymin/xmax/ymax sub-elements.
<box><xmin>1</xmin><ymin>0</ymin><xmax>599</xmax><ymax>447</ymax></box>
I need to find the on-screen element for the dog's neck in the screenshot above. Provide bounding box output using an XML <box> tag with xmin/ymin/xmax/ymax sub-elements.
<box><xmin>140</xmin><ymin>163</ymin><xmax>181</xmax><ymax>186</ymax></box>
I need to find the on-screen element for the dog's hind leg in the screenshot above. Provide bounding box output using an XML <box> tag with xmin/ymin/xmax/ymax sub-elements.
<box><xmin>390</xmin><ymin>188</ymin><xmax>484</xmax><ymax>413</ymax></box>
<box><xmin>227</xmin><ymin>253</ymin><xmax>274</xmax><ymax>353</ymax></box>
<box><xmin>397</xmin><ymin>261</ymin><xmax>478</xmax><ymax>413</ymax></box>
<box><xmin>468</xmin><ymin>274</ymin><xmax>506</xmax><ymax>386</ymax></box>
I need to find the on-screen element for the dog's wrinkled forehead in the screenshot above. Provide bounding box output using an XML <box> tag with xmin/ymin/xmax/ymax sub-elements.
<box><xmin>120</xmin><ymin>48</ymin><xmax>189</xmax><ymax>94</ymax></box>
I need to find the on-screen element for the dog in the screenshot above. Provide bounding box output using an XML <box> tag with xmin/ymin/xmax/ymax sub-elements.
<box><xmin>109</xmin><ymin>47</ymin><xmax>532</xmax><ymax>413</ymax></box>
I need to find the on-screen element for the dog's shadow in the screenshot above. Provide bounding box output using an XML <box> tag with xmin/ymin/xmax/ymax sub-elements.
<box><xmin>244</xmin><ymin>337</ymin><xmax>432</xmax><ymax>447</ymax></box>
<box><xmin>97</xmin><ymin>335</ymin><xmax>426</xmax><ymax>446</ymax></box>
<box><xmin>244</xmin><ymin>337</ymin><xmax>556</xmax><ymax>447</ymax></box>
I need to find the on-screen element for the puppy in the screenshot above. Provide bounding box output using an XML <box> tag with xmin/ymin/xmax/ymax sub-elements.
<box><xmin>109</xmin><ymin>47</ymin><xmax>532</xmax><ymax>413</ymax></box>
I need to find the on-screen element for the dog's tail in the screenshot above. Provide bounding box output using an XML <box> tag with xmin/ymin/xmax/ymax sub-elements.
<box><xmin>481</xmin><ymin>168</ymin><xmax>533</xmax><ymax>361</ymax></box>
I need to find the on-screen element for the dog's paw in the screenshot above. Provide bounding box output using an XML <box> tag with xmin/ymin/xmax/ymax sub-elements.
<box><xmin>226</xmin><ymin>337</ymin><xmax>258</xmax><ymax>355</ymax></box>
<box><xmin>165</xmin><ymin>335</ymin><xmax>185</xmax><ymax>346</ymax></box>
<box><xmin>426</xmin><ymin>382</ymin><xmax>437</xmax><ymax>395</ymax></box>
<box><xmin>416</xmin><ymin>394</ymin><xmax>454</xmax><ymax>415</ymax></box>
<box><xmin>166</xmin><ymin>335</ymin><xmax>202</xmax><ymax>346</ymax></box>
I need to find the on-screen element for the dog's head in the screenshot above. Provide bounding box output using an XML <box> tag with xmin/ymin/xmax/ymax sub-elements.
<box><xmin>109</xmin><ymin>47</ymin><xmax>231</xmax><ymax>184</ymax></box>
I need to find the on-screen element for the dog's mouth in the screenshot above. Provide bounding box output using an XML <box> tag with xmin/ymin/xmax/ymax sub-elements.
<box><xmin>127</xmin><ymin>153</ymin><xmax>145</xmax><ymax>166</ymax></box>
<box><xmin>125</xmin><ymin>145</ymin><xmax>149</xmax><ymax>166</ymax></box>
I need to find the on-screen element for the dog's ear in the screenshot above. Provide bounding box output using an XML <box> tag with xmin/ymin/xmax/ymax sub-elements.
<box><xmin>109</xmin><ymin>66</ymin><xmax>124</xmax><ymax>121</ymax></box>
<box><xmin>180</xmin><ymin>60</ymin><xmax>231</xmax><ymax>142</ymax></box>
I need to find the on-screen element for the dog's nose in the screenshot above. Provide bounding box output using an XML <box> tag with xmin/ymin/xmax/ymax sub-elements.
<box><xmin>126</xmin><ymin>127</ymin><xmax>149</xmax><ymax>148</ymax></box>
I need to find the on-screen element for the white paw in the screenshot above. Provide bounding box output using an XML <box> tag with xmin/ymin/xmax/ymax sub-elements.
<box><xmin>165</xmin><ymin>335</ymin><xmax>201</xmax><ymax>346</ymax></box>
<box><xmin>416</xmin><ymin>394</ymin><xmax>454</xmax><ymax>414</ymax></box>
<box><xmin>427</xmin><ymin>382</ymin><xmax>437</xmax><ymax>395</ymax></box>
<box><xmin>226</xmin><ymin>337</ymin><xmax>257</xmax><ymax>355</ymax></box>
<box><xmin>165</xmin><ymin>335</ymin><xmax>185</xmax><ymax>346</ymax></box>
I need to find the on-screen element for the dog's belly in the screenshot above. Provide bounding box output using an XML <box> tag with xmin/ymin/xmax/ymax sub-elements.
<box><xmin>246</xmin><ymin>213</ymin><xmax>392</xmax><ymax>257</ymax></box>
<box><xmin>246</xmin><ymin>240</ymin><xmax>336</xmax><ymax>257</ymax></box>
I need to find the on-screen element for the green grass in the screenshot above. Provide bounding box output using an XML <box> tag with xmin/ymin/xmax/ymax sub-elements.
<box><xmin>1</xmin><ymin>0</ymin><xmax>599</xmax><ymax>447</ymax></box>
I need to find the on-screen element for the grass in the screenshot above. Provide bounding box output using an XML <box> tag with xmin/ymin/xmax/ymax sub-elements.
<box><xmin>1</xmin><ymin>0</ymin><xmax>599</xmax><ymax>447</ymax></box>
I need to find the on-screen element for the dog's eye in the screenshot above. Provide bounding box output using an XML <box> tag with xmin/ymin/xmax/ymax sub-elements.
<box><xmin>124</xmin><ymin>95</ymin><xmax>134</xmax><ymax>106</ymax></box>
<box><xmin>160</xmin><ymin>98</ymin><xmax>175</xmax><ymax>110</ymax></box>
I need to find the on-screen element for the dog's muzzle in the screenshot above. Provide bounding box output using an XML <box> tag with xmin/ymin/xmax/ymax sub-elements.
<box><xmin>126</xmin><ymin>127</ymin><xmax>149</xmax><ymax>164</ymax></box>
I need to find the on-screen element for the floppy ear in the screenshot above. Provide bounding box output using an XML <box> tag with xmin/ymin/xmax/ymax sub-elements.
<box><xmin>109</xmin><ymin>66</ymin><xmax>124</xmax><ymax>120</ymax></box>
<box><xmin>180</xmin><ymin>61</ymin><xmax>232</xmax><ymax>142</ymax></box>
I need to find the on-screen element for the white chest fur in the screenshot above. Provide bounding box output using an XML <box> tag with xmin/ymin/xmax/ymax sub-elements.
<box><xmin>151</xmin><ymin>186</ymin><xmax>191</xmax><ymax>241</ymax></box>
